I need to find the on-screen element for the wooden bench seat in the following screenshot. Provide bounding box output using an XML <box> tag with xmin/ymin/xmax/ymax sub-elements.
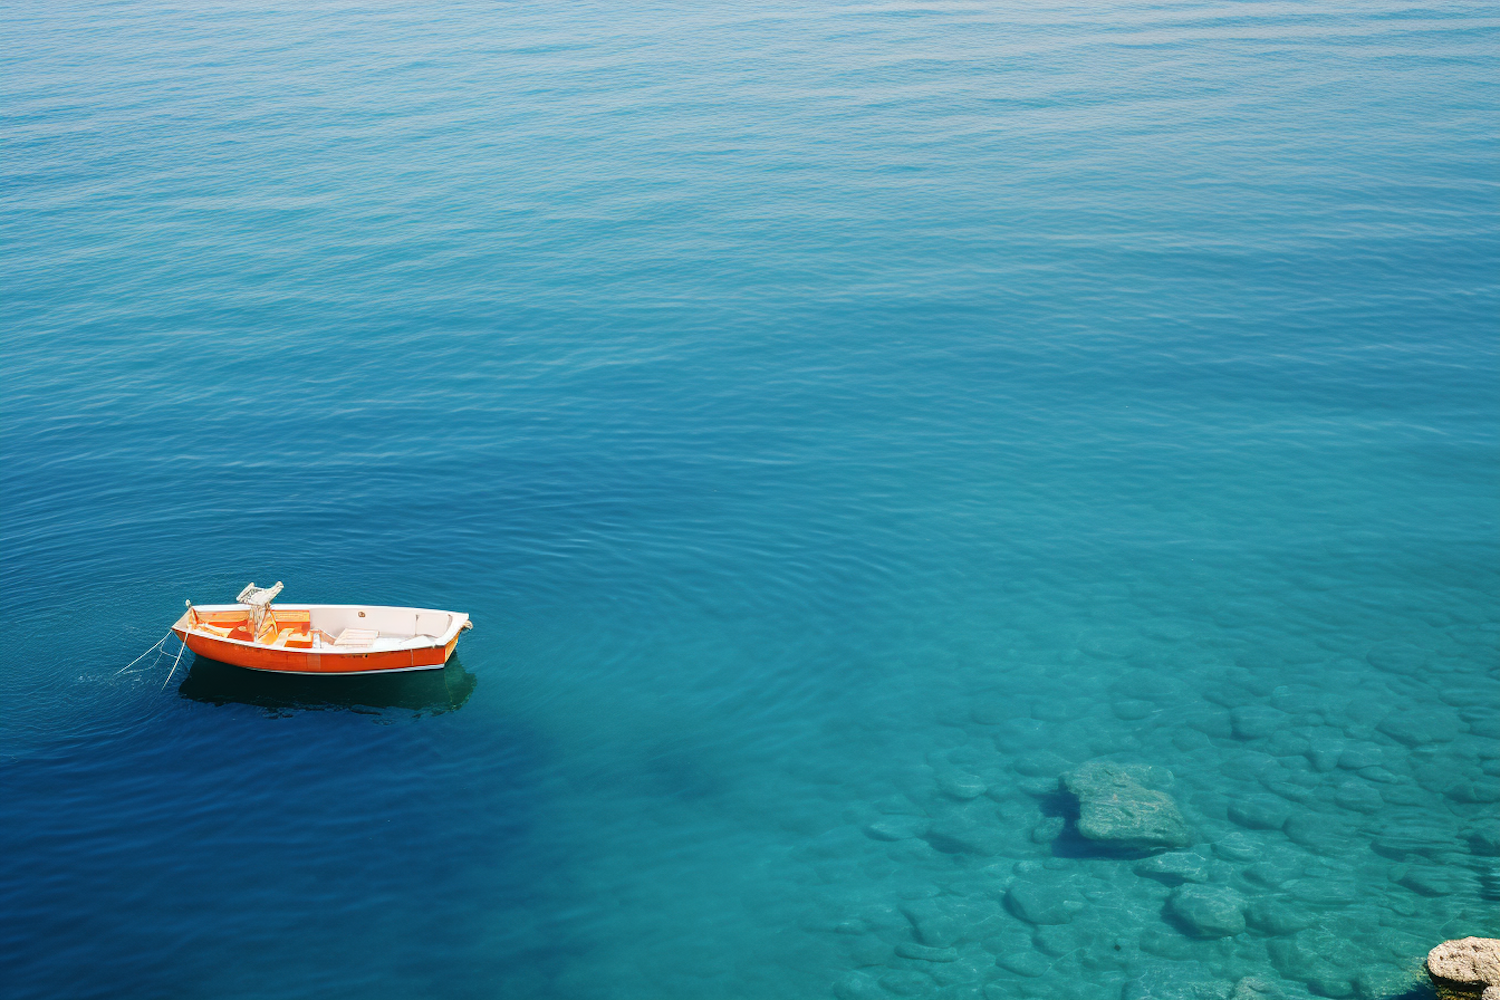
<box><xmin>333</xmin><ymin>627</ymin><xmax>379</xmax><ymax>648</ymax></box>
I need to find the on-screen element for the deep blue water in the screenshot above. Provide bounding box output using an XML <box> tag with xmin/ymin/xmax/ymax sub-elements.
<box><xmin>2</xmin><ymin>2</ymin><xmax>1497</xmax><ymax>998</ymax></box>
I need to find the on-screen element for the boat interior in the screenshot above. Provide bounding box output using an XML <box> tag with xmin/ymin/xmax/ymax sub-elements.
<box><xmin>188</xmin><ymin>606</ymin><xmax>457</xmax><ymax>652</ymax></box>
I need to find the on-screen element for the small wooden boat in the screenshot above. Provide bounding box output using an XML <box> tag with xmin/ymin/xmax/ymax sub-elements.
<box><xmin>170</xmin><ymin>582</ymin><xmax>473</xmax><ymax>676</ymax></box>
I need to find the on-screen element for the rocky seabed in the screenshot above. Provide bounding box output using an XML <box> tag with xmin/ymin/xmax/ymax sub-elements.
<box><xmin>771</xmin><ymin>614</ymin><xmax>1500</xmax><ymax>1000</ymax></box>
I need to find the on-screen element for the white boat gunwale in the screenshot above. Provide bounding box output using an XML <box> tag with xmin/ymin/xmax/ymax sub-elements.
<box><xmin>172</xmin><ymin>603</ymin><xmax>472</xmax><ymax>656</ymax></box>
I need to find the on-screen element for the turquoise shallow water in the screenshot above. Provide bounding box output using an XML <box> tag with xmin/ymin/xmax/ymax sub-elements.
<box><xmin>2</xmin><ymin>2</ymin><xmax>1497</xmax><ymax>998</ymax></box>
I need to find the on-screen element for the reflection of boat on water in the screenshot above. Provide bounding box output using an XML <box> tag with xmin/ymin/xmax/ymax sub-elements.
<box><xmin>177</xmin><ymin>653</ymin><xmax>478</xmax><ymax>715</ymax></box>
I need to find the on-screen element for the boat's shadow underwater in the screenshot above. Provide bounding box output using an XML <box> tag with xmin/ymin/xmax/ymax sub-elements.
<box><xmin>177</xmin><ymin>654</ymin><xmax>477</xmax><ymax>716</ymax></box>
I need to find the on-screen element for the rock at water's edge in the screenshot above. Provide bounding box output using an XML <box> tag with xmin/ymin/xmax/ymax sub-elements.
<box><xmin>1061</xmin><ymin>760</ymin><xmax>1190</xmax><ymax>851</ymax></box>
<box><xmin>1427</xmin><ymin>937</ymin><xmax>1500</xmax><ymax>994</ymax></box>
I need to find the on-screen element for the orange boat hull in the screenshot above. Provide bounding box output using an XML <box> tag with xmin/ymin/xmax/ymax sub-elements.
<box><xmin>171</xmin><ymin>604</ymin><xmax>470</xmax><ymax>675</ymax></box>
<box><xmin>175</xmin><ymin>629</ymin><xmax>462</xmax><ymax>674</ymax></box>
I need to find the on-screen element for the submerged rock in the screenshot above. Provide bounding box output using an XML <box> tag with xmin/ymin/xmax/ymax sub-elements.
<box><xmin>864</xmin><ymin>816</ymin><xmax>929</xmax><ymax>842</ymax></box>
<box><xmin>1334</xmin><ymin>780</ymin><xmax>1384</xmax><ymax>814</ymax></box>
<box><xmin>1242</xmin><ymin>862</ymin><xmax>1290</xmax><ymax>889</ymax></box>
<box><xmin>1244</xmin><ymin>897</ymin><xmax>1316</xmax><ymax>935</ymax></box>
<box><xmin>1060</xmin><ymin>761</ymin><xmax>1190</xmax><ymax>852</ymax></box>
<box><xmin>1268</xmin><ymin>929</ymin><xmax>1361</xmax><ymax>995</ymax></box>
<box><xmin>1231</xmin><ymin>705</ymin><xmax>1288</xmax><ymax>740</ymax></box>
<box><xmin>878</xmin><ymin>969</ymin><xmax>934</xmax><ymax>997</ymax></box>
<box><xmin>925</xmin><ymin>813</ymin><xmax>1007</xmax><ymax>856</ymax></box>
<box><xmin>1337</xmin><ymin>745</ymin><xmax>1384</xmax><ymax>770</ymax></box>
<box><xmin>1228</xmin><ymin>793</ymin><xmax>1290</xmax><ymax>830</ymax></box>
<box><xmin>1284</xmin><ymin>813</ymin><xmax>1357</xmax><ymax>854</ymax></box>
<box><xmin>1122</xmin><ymin>961</ymin><xmax>1234</xmax><ymax>1000</ymax></box>
<box><xmin>1212</xmin><ymin>832</ymin><xmax>1259</xmax><ymax>861</ymax></box>
<box><xmin>1446</xmin><ymin>778</ymin><xmax>1500</xmax><ymax>804</ymax></box>
<box><xmin>1113</xmin><ymin>698</ymin><xmax>1155</xmax><ymax>720</ymax></box>
<box><xmin>1427</xmin><ymin>937</ymin><xmax>1500</xmax><ymax>995</ymax></box>
<box><xmin>1366</xmin><ymin>642</ymin><xmax>1430</xmax><ymax>674</ymax></box>
<box><xmin>1140</xmin><ymin>926</ymin><xmax>1196</xmax><ymax>960</ymax></box>
<box><xmin>833</xmin><ymin>972</ymin><xmax>883</xmax><ymax>1000</ymax></box>
<box><xmin>1167</xmin><ymin>885</ymin><xmax>1246</xmax><ymax>938</ymax></box>
<box><xmin>1395</xmin><ymin>865</ymin><xmax>1460</xmax><ymax>897</ymax></box>
<box><xmin>1354</xmin><ymin>966</ymin><xmax>1424</xmax><ymax>1000</ymax></box>
<box><xmin>1002</xmin><ymin>869</ymin><xmax>1088</xmax><ymax>927</ymax></box>
<box><xmin>1133</xmin><ymin>851</ymin><xmax>1212</xmax><ymax>885</ymax></box>
<box><xmin>894</xmin><ymin>941</ymin><xmax>958</xmax><ymax>962</ymax></box>
<box><xmin>1283</xmin><ymin>877</ymin><xmax>1358</xmax><ymax>906</ymax></box>
<box><xmin>1467</xmin><ymin>820</ymin><xmax>1500</xmax><ymax>856</ymax></box>
<box><xmin>1379</xmin><ymin>707</ymin><xmax>1462</xmax><ymax>746</ymax></box>
<box><xmin>846</xmin><ymin>934</ymin><xmax>889</xmax><ymax>967</ymax></box>
<box><xmin>935</xmin><ymin>770</ymin><xmax>987</xmax><ymax>800</ymax></box>
<box><xmin>1032</xmin><ymin>924</ymin><xmax>1086</xmax><ymax>957</ymax></box>
<box><xmin>900</xmin><ymin>898</ymin><xmax>960</xmax><ymax>948</ymax></box>
<box><xmin>1031</xmin><ymin>815</ymin><xmax>1065</xmax><ymax>843</ymax></box>
<box><xmin>1370</xmin><ymin>822</ymin><xmax>1460</xmax><ymax>861</ymax></box>
<box><xmin>994</xmin><ymin>948</ymin><xmax>1048</xmax><ymax>977</ymax></box>
<box><xmin>1013</xmin><ymin>749</ymin><xmax>1071</xmax><ymax>778</ymax></box>
<box><xmin>1004</xmin><ymin>881</ymin><xmax>1078</xmax><ymax>925</ymax></box>
<box><xmin>1231</xmin><ymin>977</ymin><xmax>1284</xmax><ymax>1000</ymax></box>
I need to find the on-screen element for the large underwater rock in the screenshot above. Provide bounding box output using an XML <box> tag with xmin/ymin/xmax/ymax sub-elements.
<box><xmin>1426</xmin><ymin>937</ymin><xmax>1500</xmax><ymax>996</ymax></box>
<box><xmin>1060</xmin><ymin>761</ymin><xmax>1190</xmax><ymax>852</ymax></box>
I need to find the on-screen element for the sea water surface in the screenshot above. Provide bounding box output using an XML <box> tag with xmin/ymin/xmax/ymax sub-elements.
<box><xmin>2</xmin><ymin>2</ymin><xmax>1497</xmax><ymax>998</ymax></box>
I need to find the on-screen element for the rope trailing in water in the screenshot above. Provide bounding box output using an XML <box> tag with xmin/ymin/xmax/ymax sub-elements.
<box><xmin>114</xmin><ymin>633</ymin><xmax>170</xmax><ymax>676</ymax></box>
<box><xmin>160</xmin><ymin>631</ymin><xmax>190</xmax><ymax>691</ymax></box>
<box><xmin>117</xmin><ymin>603</ymin><xmax>195</xmax><ymax>689</ymax></box>
<box><xmin>156</xmin><ymin>599</ymin><xmax>197</xmax><ymax>691</ymax></box>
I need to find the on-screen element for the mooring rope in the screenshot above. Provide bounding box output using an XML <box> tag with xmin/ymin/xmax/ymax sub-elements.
<box><xmin>114</xmin><ymin>633</ymin><xmax>170</xmax><ymax>676</ymax></box>
<box><xmin>160</xmin><ymin>632</ymin><xmax>190</xmax><ymax>691</ymax></box>
<box><xmin>114</xmin><ymin>626</ymin><xmax>193</xmax><ymax>691</ymax></box>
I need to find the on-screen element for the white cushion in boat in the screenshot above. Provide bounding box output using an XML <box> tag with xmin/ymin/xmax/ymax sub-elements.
<box><xmin>333</xmin><ymin>627</ymin><xmax>379</xmax><ymax>647</ymax></box>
